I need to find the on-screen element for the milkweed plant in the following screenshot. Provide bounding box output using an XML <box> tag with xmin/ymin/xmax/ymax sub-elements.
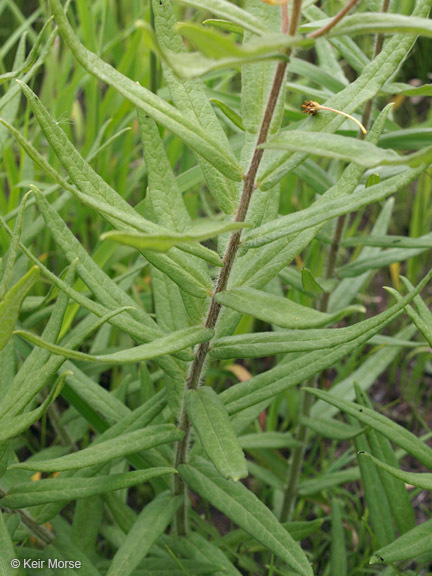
<box><xmin>0</xmin><ymin>0</ymin><xmax>431</xmax><ymax>574</ymax></box>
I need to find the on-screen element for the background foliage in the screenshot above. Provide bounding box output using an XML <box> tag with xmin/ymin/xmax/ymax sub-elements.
<box><xmin>0</xmin><ymin>0</ymin><xmax>431</xmax><ymax>574</ymax></box>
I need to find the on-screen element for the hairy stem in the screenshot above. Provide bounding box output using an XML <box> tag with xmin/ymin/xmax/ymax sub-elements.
<box><xmin>174</xmin><ymin>7</ymin><xmax>297</xmax><ymax>535</ymax></box>
<box><xmin>308</xmin><ymin>0</ymin><xmax>360</xmax><ymax>38</ymax></box>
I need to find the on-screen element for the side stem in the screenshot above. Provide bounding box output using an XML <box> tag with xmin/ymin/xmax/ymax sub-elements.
<box><xmin>174</xmin><ymin>3</ymin><xmax>297</xmax><ymax>535</ymax></box>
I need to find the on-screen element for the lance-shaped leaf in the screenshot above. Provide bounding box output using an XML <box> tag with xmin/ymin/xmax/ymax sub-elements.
<box><xmin>341</xmin><ymin>233</ymin><xmax>432</xmax><ymax>249</ymax></box>
<box><xmin>47</xmin><ymin>0</ymin><xmax>242</xmax><ymax>182</ymax></box>
<box><xmin>101</xmin><ymin>221</ymin><xmax>250</xmax><ymax>253</ymax></box>
<box><xmin>15</xmin><ymin>326</ymin><xmax>214</xmax><ymax>365</ymax></box>
<box><xmin>215</xmin><ymin>287</ymin><xmax>364</xmax><ymax>329</ymax></box>
<box><xmin>358</xmin><ymin>452</ymin><xmax>432</xmax><ymax>490</ymax></box>
<box><xmin>355</xmin><ymin>385</ymin><xmax>415</xmax><ymax>535</ymax></box>
<box><xmin>260</xmin><ymin>131</ymin><xmax>412</xmax><ymax>168</ymax></box>
<box><xmin>106</xmin><ymin>491</ymin><xmax>182</xmax><ymax>576</ymax></box>
<box><xmin>305</xmin><ymin>388</ymin><xmax>432</xmax><ymax>470</ymax></box>
<box><xmin>0</xmin><ymin>266</ymin><xmax>39</xmax><ymax>351</ymax></box>
<box><xmin>179</xmin><ymin>458</ymin><xmax>313</xmax><ymax>576</ymax></box>
<box><xmin>303</xmin><ymin>13</ymin><xmax>432</xmax><ymax>38</ymax></box>
<box><xmin>10</xmin><ymin>424</ymin><xmax>183</xmax><ymax>471</ymax></box>
<box><xmin>0</xmin><ymin>468</ymin><xmax>175</xmax><ymax>508</ymax></box>
<box><xmin>369</xmin><ymin>519</ymin><xmax>432</xmax><ymax>565</ymax></box>
<box><xmin>301</xmin><ymin>416</ymin><xmax>364</xmax><ymax>440</ymax></box>
<box><xmin>244</xmin><ymin>165</ymin><xmax>424</xmax><ymax>248</ymax></box>
<box><xmin>185</xmin><ymin>387</ymin><xmax>248</xmax><ymax>481</ymax></box>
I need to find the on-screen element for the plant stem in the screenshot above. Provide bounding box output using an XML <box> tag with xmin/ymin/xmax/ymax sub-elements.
<box><xmin>0</xmin><ymin>488</ymin><xmax>55</xmax><ymax>545</ymax></box>
<box><xmin>174</xmin><ymin>5</ymin><xmax>297</xmax><ymax>535</ymax></box>
<box><xmin>308</xmin><ymin>0</ymin><xmax>360</xmax><ymax>39</ymax></box>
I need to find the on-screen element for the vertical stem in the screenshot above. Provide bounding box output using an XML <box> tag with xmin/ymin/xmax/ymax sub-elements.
<box><xmin>149</xmin><ymin>2</ymin><xmax>158</xmax><ymax>95</ymax></box>
<box><xmin>174</xmin><ymin>3</ymin><xmax>300</xmax><ymax>535</ymax></box>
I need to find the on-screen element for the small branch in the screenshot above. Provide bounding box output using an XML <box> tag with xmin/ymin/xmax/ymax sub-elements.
<box><xmin>308</xmin><ymin>0</ymin><xmax>360</xmax><ymax>39</ymax></box>
<box><xmin>0</xmin><ymin>488</ymin><xmax>55</xmax><ymax>545</ymax></box>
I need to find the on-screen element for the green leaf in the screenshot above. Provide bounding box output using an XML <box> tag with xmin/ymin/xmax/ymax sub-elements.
<box><xmin>48</xmin><ymin>0</ymin><xmax>242</xmax><ymax>182</ymax></box>
<box><xmin>179</xmin><ymin>458</ymin><xmax>313</xmax><ymax>576</ymax></box>
<box><xmin>354</xmin><ymin>420</ymin><xmax>395</xmax><ymax>546</ymax></box>
<box><xmin>0</xmin><ymin>468</ymin><xmax>176</xmax><ymax>508</ymax></box>
<box><xmin>369</xmin><ymin>519</ymin><xmax>432</xmax><ymax>565</ymax></box>
<box><xmin>186</xmin><ymin>387</ymin><xmax>248</xmax><ymax>481</ymax></box>
<box><xmin>355</xmin><ymin>385</ymin><xmax>416</xmax><ymax>534</ymax></box>
<box><xmin>210</xmin><ymin>98</ymin><xmax>245</xmax><ymax>130</ymax></box>
<box><xmin>176</xmin><ymin>0</ymin><xmax>270</xmax><ymax>36</ymax></box>
<box><xmin>215</xmin><ymin>287</ymin><xmax>364</xmax><ymax>329</ymax></box>
<box><xmin>302</xmin><ymin>13</ymin><xmax>432</xmax><ymax>39</ymax></box>
<box><xmin>10</xmin><ymin>424</ymin><xmax>183</xmax><ymax>471</ymax></box>
<box><xmin>300</xmin><ymin>416</ymin><xmax>364</xmax><ymax>440</ymax></box>
<box><xmin>261</xmin><ymin>131</ymin><xmax>430</xmax><ymax>168</ymax></box>
<box><xmin>101</xmin><ymin>221</ymin><xmax>250</xmax><ymax>252</ymax></box>
<box><xmin>204</xmin><ymin>18</ymin><xmax>244</xmax><ymax>35</ymax></box>
<box><xmin>164</xmin><ymin>32</ymin><xmax>311</xmax><ymax>79</ymax></box>
<box><xmin>386</xmin><ymin>280</ymin><xmax>432</xmax><ymax>347</ymax></box>
<box><xmin>358</xmin><ymin>452</ymin><xmax>432</xmax><ymax>490</ymax></box>
<box><xmin>0</xmin><ymin>266</ymin><xmax>39</xmax><ymax>351</ymax></box>
<box><xmin>305</xmin><ymin>388</ymin><xmax>432</xmax><ymax>470</ymax></box>
<box><xmin>106</xmin><ymin>491</ymin><xmax>182</xmax><ymax>576</ymax></box>
<box><xmin>244</xmin><ymin>165</ymin><xmax>425</xmax><ymax>248</ymax></box>
<box><xmin>341</xmin><ymin>233</ymin><xmax>432</xmax><ymax>249</ymax></box>
<box><xmin>239</xmin><ymin>432</ymin><xmax>302</xmax><ymax>450</ymax></box>
<box><xmin>15</xmin><ymin>326</ymin><xmax>213</xmax><ymax>365</ymax></box>
<box><xmin>331</xmin><ymin>499</ymin><xmax>347</xmax><ymax>576</ymax></box>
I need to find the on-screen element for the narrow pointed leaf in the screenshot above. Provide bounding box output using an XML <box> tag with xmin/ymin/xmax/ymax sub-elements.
<box><xmin>15</xmin><ymin>326</ymin><xmax>214</xmax><ymax>365</ymax></box>
<box><xmin>101</xmin><ymin>221</ymin><xmax>250</xmax><ymax>253</ymax></box>
<box><xmin>11</xmin><ymin>425</ymin><xmax>183</xmax><ymax>471</ymax></box>
<box><xmin>305</xmin><ymin>388</ymin><xmax>432</xmax><ymax>470</ymax></box>
<box><xmin>369</xmin><ymin>519</ymin><xmax>432</xmax><ymax>565</ymax></box>
<box><xmin>179</xmin><ymin>459</ymin><xmax>313</xmax><ymax>576</ymax></box>
<box><xmin>186</xmin><ymin>387</ymin><xmax>248</xmax><ymax>481</ymax></box>
<box><xmin>0</xmin><ymin>468</ymin><xmax>176</xmax><ymax>508</ymax></box>
<box><xmin>244</xmin><ymin>165</ymin><xmax>424</xmax><ymax>248</ymax></box>
<box><xmin>358</xmin><ymin>452</ymin><xmax>432</xmax><ymax>490</ymax></box>
<box><xmin>215</xmin><ymin>287</ymin><xmax>364</xmax><ymax>329</ymax></box>
<box><xmin>106</xmin><ymin>491</ymin><xmax>182</xmax><ymax>576</ymax></box>
<box><xmin>303</xmin><ymin>13</ymin><xmax>432</xmax><ymax>38</ymax></box>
